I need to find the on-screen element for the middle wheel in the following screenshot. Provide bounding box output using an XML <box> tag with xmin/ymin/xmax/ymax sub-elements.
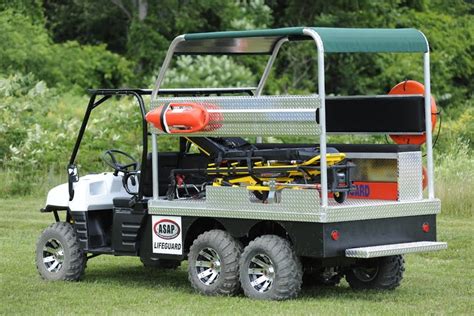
<box><xmin>239</xmin><ymin>235</ymin><xmax>303</xmax><ymax>300</ymax></box>
<box><xmin>188</xmin><ymin>229</ymin><xmax>241</xmax><ymax>296</ymax></box>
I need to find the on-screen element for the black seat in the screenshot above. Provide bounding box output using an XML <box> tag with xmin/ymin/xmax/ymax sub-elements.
<box><xmin>142</xmin><ymin>152</ymin><xmax>210</xmax><ymax>197</ymax></box>
<box><xmin>142</xmin><ymin>152</ymin><xmax>178</xmax><ymax>197</ymax></box>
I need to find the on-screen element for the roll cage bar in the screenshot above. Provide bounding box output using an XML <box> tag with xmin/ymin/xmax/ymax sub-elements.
<box><xmin>67</xmin><ymin>87</ymin><xmax>255</xmax><ymax>201</ymax></box>
<box><xmin>150</xmin><ymin>27</ymin><xmax>434</xmax><ymax>207</ymax></box>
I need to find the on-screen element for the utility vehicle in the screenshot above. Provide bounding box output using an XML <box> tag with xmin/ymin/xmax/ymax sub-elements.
<box><xmin>36</xmin><ymin>27</ymin><xmax>447</xmax><ymax>300</ymax></box>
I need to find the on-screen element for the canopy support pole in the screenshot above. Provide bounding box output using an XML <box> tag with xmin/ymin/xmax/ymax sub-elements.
<box><xmin>423</xmin><ymin>52</ymin><xmax>435</xmax><ymax>199</ymax></box>
<box><xmin>255</xmin><ymin>37</ymin><xmax>288</xmax><ymax>143</ymax></box>
<box><xmin>303</xmin><ymin>28</ymin><xmax>328</xmax><ymax>208</ymax></box>
<box><xmin>150</xmin><ymin>35</ymin><xmax>185</xmax><ymax>199</ymax></box>
<box><xmin>255</xmin><ymin>37</ymin><xmax>288</xmax><ymax>96</ymax></box>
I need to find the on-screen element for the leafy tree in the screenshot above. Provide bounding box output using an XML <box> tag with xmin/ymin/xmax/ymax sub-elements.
<box><xmin>0</xmin><ymin>0</ymin><xmax>44</xmax><ymax>23</ymax></box>
<box><xmin>0</xmin><ymin>10</ymin><xmax>133</xmax><ymax>90</ymax></box>
<box><xmin>41</xmin><ymin>0</ymin><xmax>272</xmax><ymax>83</ymax></box>
<box><xmin>42</xmin><ymin>0</ymin><xmax>129</xmax><ymax>53</ymax></box>
<box><xmin>163</xmin><ymin>55</ymin><xmax>256</xmax><ymax>88</ymax></box>
<box><xmin>263</xmin><ymin>0</ymin><xmax>473</xmax><ymax>107</ymax></box>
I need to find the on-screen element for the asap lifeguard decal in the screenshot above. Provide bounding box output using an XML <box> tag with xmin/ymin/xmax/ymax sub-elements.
<box><xmin>152</xmin><ymin>216</ymin><xmax>182</xmax><ymax>255</ymax></box>
<box><xmin>349</xmin><ymin>184</ymin><xmax>370</xmax><ymax>197</ymax></box>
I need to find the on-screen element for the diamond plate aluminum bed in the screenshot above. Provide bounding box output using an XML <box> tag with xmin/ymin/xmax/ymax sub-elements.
<box><xmin>149</xmin><ymin>187</ymin><xmax>441</xmax><ymax>223</ymax></box>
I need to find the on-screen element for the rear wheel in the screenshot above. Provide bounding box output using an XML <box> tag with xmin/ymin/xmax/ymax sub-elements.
<box><xmin>239</xmin><ymin>235</ymin><xmax>302</xmax><ymax>300</ymax></box>
<box><xmin>36</xmin><ymin>222</ymin><xmax>85</xmax><ymax>281</ymax></box>
<box><xmin>188</xmin><ymin>230</ymin><xmax>241</xmax><ymax>296</ymax></box>
<box><xmin>345</xmin><ymin>255</ymin><xmax>405</xmax><ymax>290</ymax></box>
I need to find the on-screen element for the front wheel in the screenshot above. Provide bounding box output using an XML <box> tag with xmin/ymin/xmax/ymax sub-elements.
<box><xmin>36</xmin><ymin>222</ymin><xmax>86</xmax><ymax>281</ymax></box>
<box><xmin>239</xmin><ymin>235</ymin><xmax>303</xmax><ymax>300</ymax></box>
<box><xmin>345</xmin><ymin>255</ymin><xmax>405</xmax><ymax>290</ymax></box>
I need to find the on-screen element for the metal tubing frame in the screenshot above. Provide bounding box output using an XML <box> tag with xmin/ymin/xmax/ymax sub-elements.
<box><xmin>149</xmin><ymin>30</ymin><xmax>435</xmax><ymax>204</ymax></box>
<box><xmin>150</xmin><ymin>31</ymin><xmax>328</xmax><ymax>204</ymax></box>
<box><xmin>255</xmin><ymin>37</ymin><xmax>289</xmax><ymax>96</ymax></box>
<box><xmin>418</xmin><ymin>31</ymin><xmax>434</xmax><ymax>199</ymax></box>
<box><xmin>149</xmin><ymin>35</ymin><xmax>288</xmax><ymax>197</ymax></box>
<box><xmin>150</xmin><ymin>35</ymin><xmax>185</xmax><ymax>199</ymax></box>
<box><xmin>89</xmin><ymin>87</ymin><xmax>256</xmax><ymax>95</ymax></box>
<box><xmin>303</xmin><ymin>28</ymin><xmax>329</xmax><ymax>207</ymax></box>
<box><xmin>255</xmin><ymin>37</ymin><xmax>288</xmax><ymax>143</ymax></box>
<box><xmin>68</xmin><ymin>91</ymin><xmax>148</xmax><ymax>201</ymax></box>
<box><xmin>423</xmin><ymin>51</ymin><xmax>435</xmax><ymax>199</ymax></box>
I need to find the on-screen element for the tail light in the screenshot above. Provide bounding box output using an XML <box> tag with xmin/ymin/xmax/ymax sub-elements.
<box><xmin>331</xmin><ymin>230</ymin><xmax>340</xmax><ymax>241</ymax></box>
<box><xmin>422</xmin><ymin>222</ymin><xmax>430</xmax><ymax>233</ymax></box>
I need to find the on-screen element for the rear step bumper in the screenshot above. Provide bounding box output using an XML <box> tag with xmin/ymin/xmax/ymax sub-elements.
<box><xmin>345</xmin><ymin>241</ymin><xmax>447</xmax><ymax>258</ymax></box>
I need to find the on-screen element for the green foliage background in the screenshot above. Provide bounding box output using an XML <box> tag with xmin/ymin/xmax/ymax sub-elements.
<box><xmin>0</xmin><ymin>0</ymin><xmax>472</xmax><ymax>202</ymax></box>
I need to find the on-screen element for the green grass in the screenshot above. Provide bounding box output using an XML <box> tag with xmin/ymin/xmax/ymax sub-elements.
<box><xmin>0</xmin><ymin>198</ymin><xmax>472</xmax><ymax>315</ymax></box>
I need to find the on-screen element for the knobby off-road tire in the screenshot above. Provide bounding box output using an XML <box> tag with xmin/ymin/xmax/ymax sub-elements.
<box><xmin>239</xmin><ymin>235</ymin><xmax>303</xmax><ymax>300</ymax></box>
<box><xmin>36</xmin><ymin>222</ymin><xmax>86</xmax><ymax>281</ymax></box>
<box><xmin>345</xmin><ymin>255</ymin><xmax>405</xmax><ymax>290</ymax></box>
<box><xmin>188</xmin><ymin>230</ymin><xmax>242</xmax><ymax>296</ymax></box>
<box><xmin>140</xmin><ymin>257</ymin><xmax>181</xmax><ymax>270</ymax></box>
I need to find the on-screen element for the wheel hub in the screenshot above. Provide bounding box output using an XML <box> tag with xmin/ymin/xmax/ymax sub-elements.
<box><xmin>42</xmin><ymin>238</ymin><xmax>64</xmax><ymax>273</ymax></box>
<box><xmin>195</xmin><ymin>247</ymin><xmax>221</xmax><ymax>286</ymax></box>
<box><xmin>248</xmin><ymin>253</ymin><xmax>275</xmax><ymax>293</ymax></box>
<box><xmin>352</xmin><ymin>265</ymin><xmax>379</xmax><ymax>282</ymax></box>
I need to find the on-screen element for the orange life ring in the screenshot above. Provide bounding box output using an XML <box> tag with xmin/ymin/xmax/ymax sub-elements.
<box><xmin>146</xmin><ymin>102</ymin><xmax>210</xmax><ymax>134</ymax></box>
<box><xmin>388</xmin><ymin>80</ymin><xmax>437</xmax><ymax>145</ymax></box>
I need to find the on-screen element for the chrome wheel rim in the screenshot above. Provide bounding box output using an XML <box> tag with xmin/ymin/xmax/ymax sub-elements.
<box><xmin>353</xmin><ymin>265</ymin><xmax>379</xmax><ymax>282</ymax></box>
<box><xmin>42</xmin><ymin>238</ymin><xmax>64</xmax><ymax>273</ymax></box>
<box><xmin>195</xmin><ymin>247</ymin><xmax>221</xmax><ymax>286</ymax></box>
<box><xmin>248</xmin><ymin>254</ymin><xmax>275</xmax><ymax>293</ymax></box>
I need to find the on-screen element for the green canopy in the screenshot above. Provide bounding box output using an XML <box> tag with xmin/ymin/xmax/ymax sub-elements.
<box><xmin>176</xmin><ymin>27</ymin><xmax>428</xmax><ymax>54</ymax></box>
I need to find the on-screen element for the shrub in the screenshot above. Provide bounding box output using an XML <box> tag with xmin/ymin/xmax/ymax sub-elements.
<box><xmin>162</xmin><ymin>55</ymin><xmax>256</xmax><ymax>88</ymax></box>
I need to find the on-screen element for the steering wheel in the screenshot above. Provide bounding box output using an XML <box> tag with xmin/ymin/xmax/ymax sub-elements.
<box><xmin>101</xmin><ymin>149</ymin><xmax>139</xmax><ymax>175</ymax></box>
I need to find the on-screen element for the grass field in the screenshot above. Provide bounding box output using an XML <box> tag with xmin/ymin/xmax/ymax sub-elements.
<box><xmin>0</xmin><ymin>197</ymin><xmax>472</xmax><ymax>315</ymax></box>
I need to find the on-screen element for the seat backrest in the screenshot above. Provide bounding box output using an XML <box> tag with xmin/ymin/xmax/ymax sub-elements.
<box><xmin>323</xmin><ymin>95</ymin><xmax>425</xmax><ymax>133</ymax></box>
<box><xmin>142</xmin><ymin>152</ymin><xmax>211</xmax><ymax>197</ymax></box>
<box><xmin>142</xmin><ymin>152</ymin><xmax>179</xmax><ymax>197</ymax></box>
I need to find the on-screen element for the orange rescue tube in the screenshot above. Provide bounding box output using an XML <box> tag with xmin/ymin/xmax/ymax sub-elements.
<box><xmin>146</xmin><ymin>102</ymin><xmax>209</xmax><ymax>134</ymax></box>
<box><xmin>203</xmin><ymin>103</ymin><xmax>223</xmax><ymax>132</ymax></box>
<box><xmin>388</xmin><ymin>80</ymin><xmax>437</xmax><ymax>145</ymax></box>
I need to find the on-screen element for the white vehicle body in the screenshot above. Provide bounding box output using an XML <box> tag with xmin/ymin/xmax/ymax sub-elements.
<box><xmin>45</xmin><ymin>173</ymin><xmax>137</xmax><ymax>212</ymax></box>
